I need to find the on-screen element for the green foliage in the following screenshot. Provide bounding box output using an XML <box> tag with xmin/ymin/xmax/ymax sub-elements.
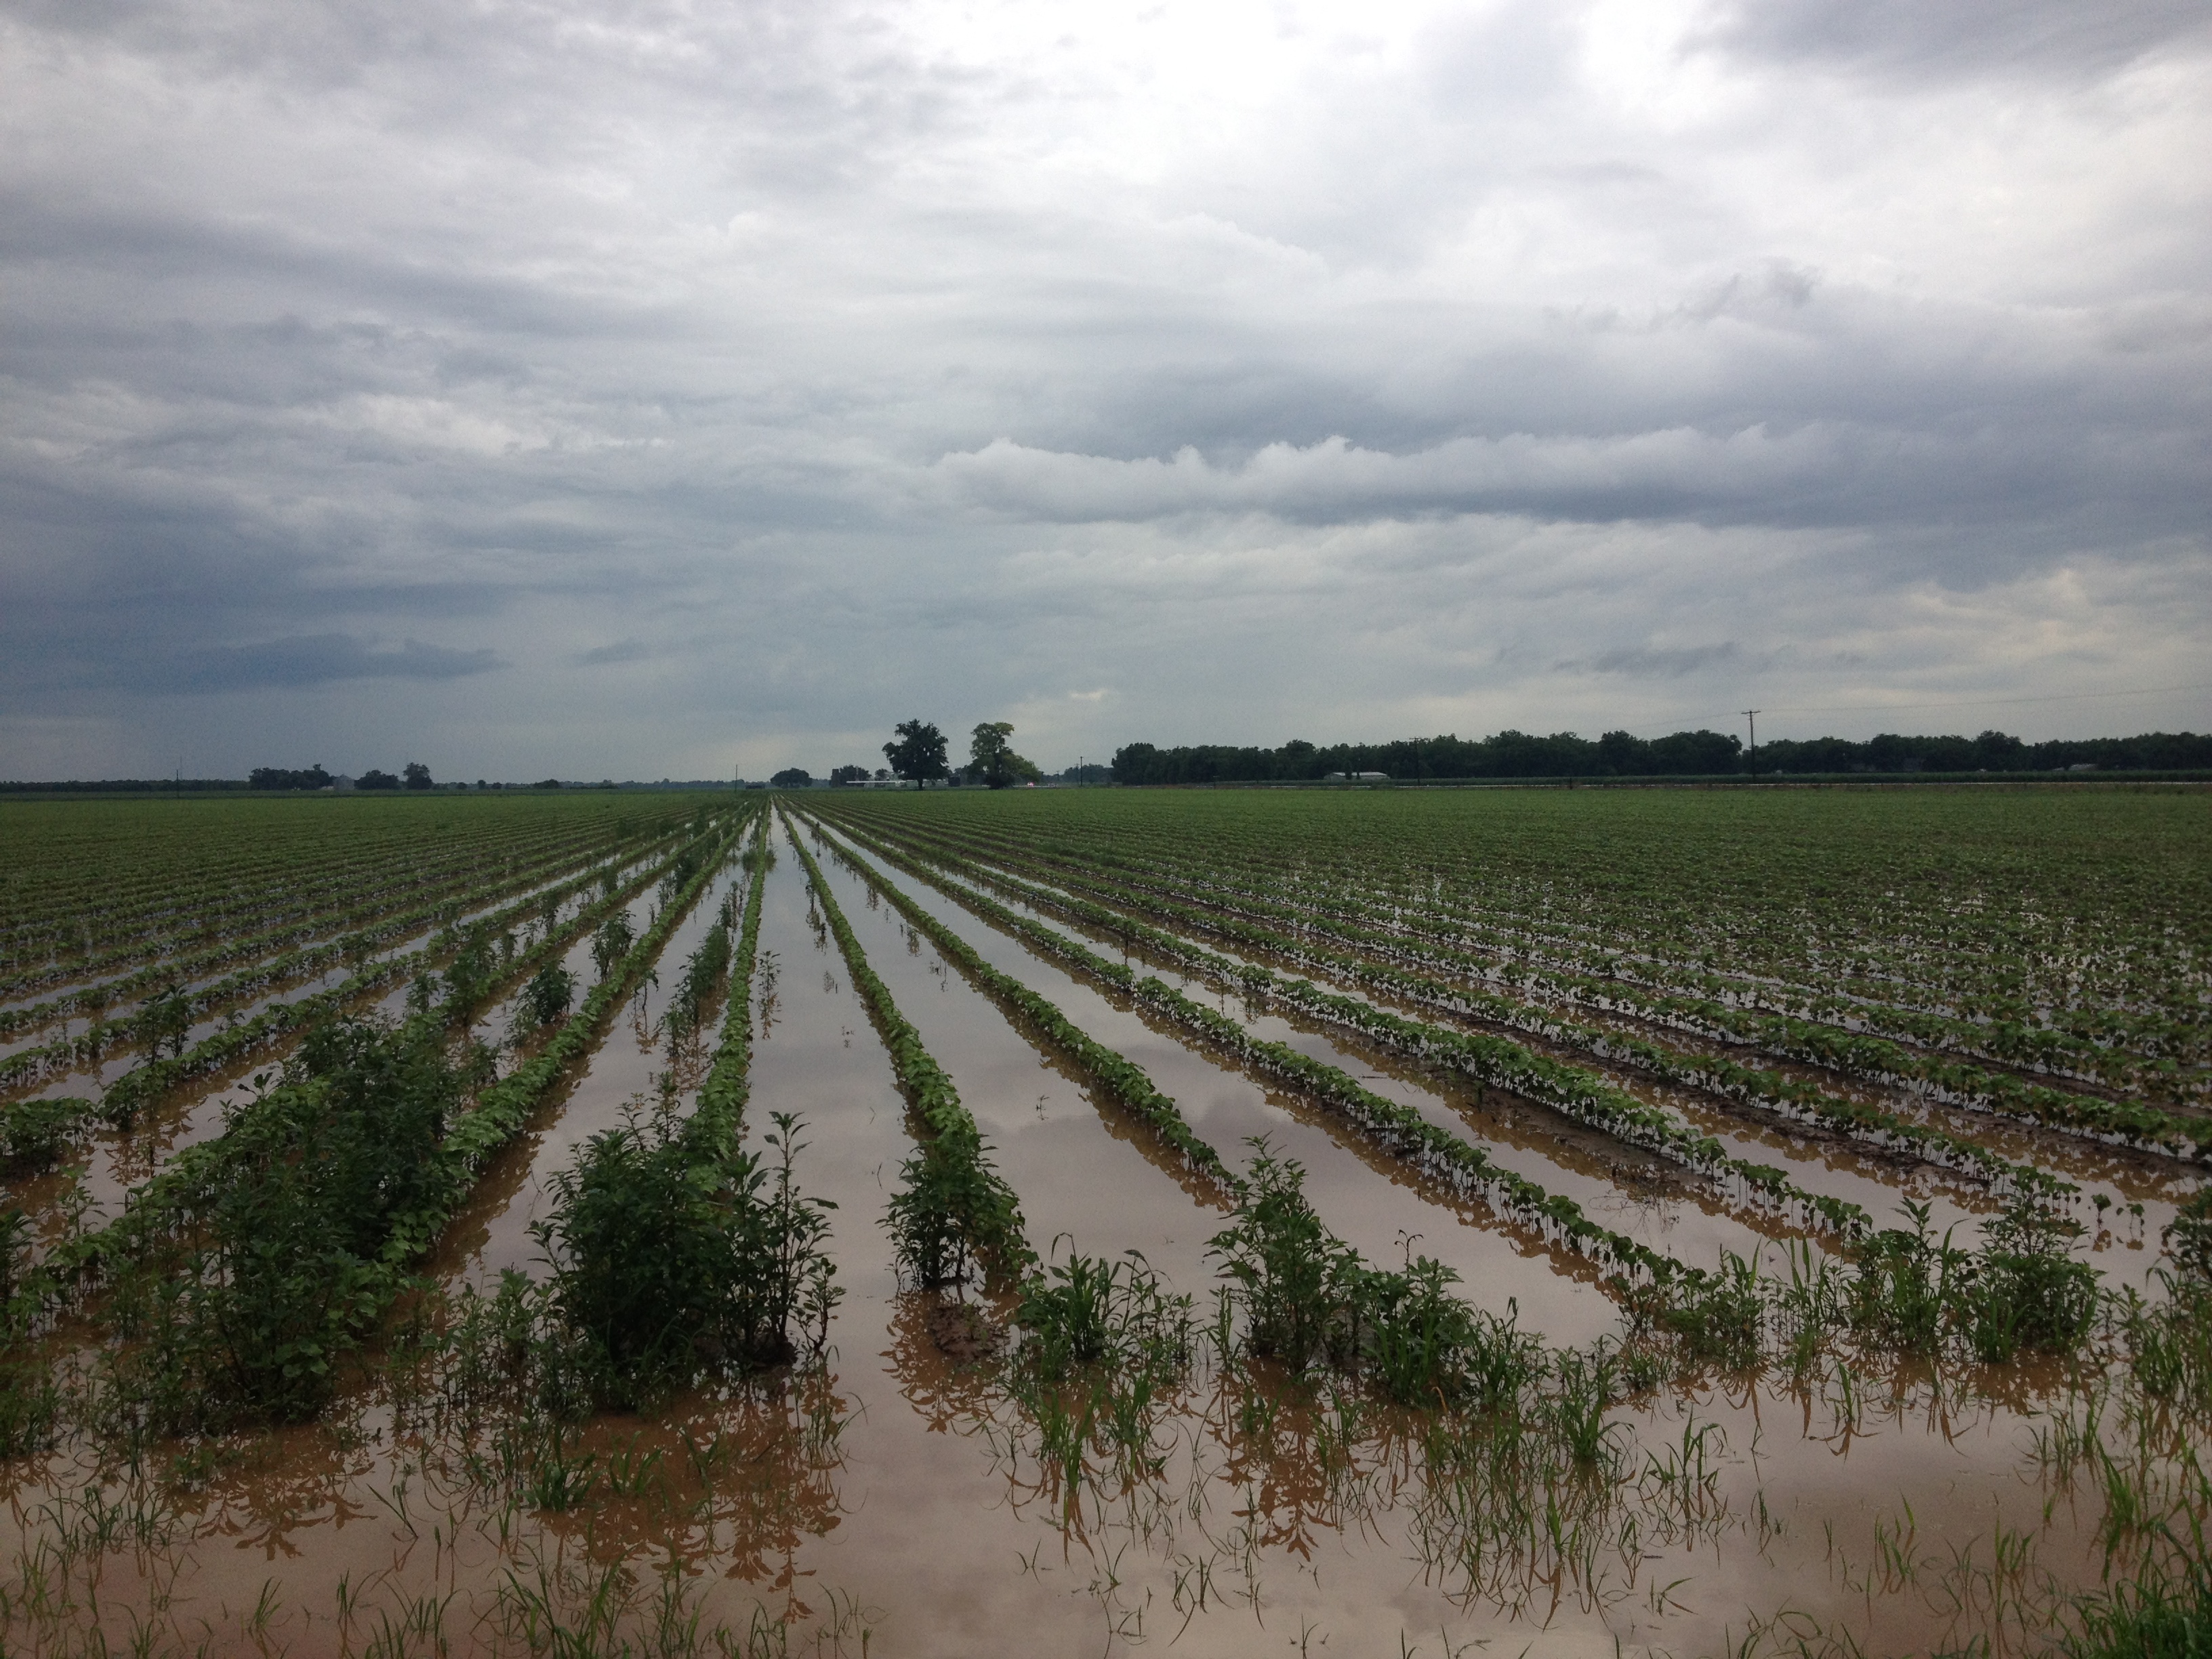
<box><xmin>108</xmin><ymin>1015</ymin><xmax>468</xmax><ymax>1427</ymax></box>
<box><xmin>1846</xmin><ymin>1198</ymin><xmax>2097</xmax><ymax>1364</ymax></box>
<box><xmin>1207</xmin><ymin>1142</ymin><xmax>1366</xmax><ymax>1371</ymax></box>
<box><xmin>1968</xmin><ymin>1201</ymin><xmax>2099</xmax><ymax>1362</ymax></box>
<box><xmin>1662</xmin><ymin>1249</ymin><xmax>1768</xmax><ymax>1367</ymax></box>
<box><xmin>0</xmin><ymin>1207</ymin><xmax>27</xmax><ymax>1307</ymax></box>
<box><xmin>969</xmin><ymin>721</ymin><xmax>1041</xmax><ymax>789</ymax></box>
<box><xmin>785</xmin><ymin>823</ymin><xmax>1026</xmax><ymax>1283</ymax></box>
<box><xmin>2168</xmin><ymin>1187</ymin><xmax>2212</xmax><ymax>1279</ymax></box>
<box><xmin>536</xmin><ymin>1108</ymin><xmax>837</xmax><ymax>1409</ymax></box>
<box><xmin>135</xmin><ymin>985</ymin><xmax>192</xmax><ymax>1061</ymax></box>
<box><xmin>1848</xmin><ymin>1201</ymin><xmax>1969</xmax><ymax>1353</ymax></box>
<box><xmin>882</xmin><ymin>718</ymin><xmax>949</xmax><ymax>787</ymax></box>
<box><xmin>885</xmin><ymin>1132</ymin><xmax>1019</xmax><ymax>1289</ymax></box>
<box><xmin>1205</xmin><ymin>1142</ymin><xmax>1523</xmax><ymax>1405</ymax></box>
<box><xmin>2064</xmin><ymin>1564</ymin><xmax>2212</xmax><ymax>1659</ymax></box>
<box><xmin>515</xmin><ymin>963</ymin><xmax>577</xmax><ymax>1033</ymax></box>
<box><xmin>591</xmin><ymin>912</ymin><xmax>637</xmax><ymax>981</ymax></box>
<box><xmin>0</xmin><ymin>1096</ymin><xmax>97</xmax><ymax>1172</ymax></box>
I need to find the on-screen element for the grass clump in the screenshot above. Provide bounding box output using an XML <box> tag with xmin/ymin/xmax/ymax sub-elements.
<box><xmin>2065</xmin><ymin>1564</ymin><xmax>2212</xmax><ymax>1659</ymax></box>
<box><xmin>1015</xmin><ymin>1245</ymin><xmax>1194</xmax><ymax>1382</ymax></box>
<box><xmin>1843</xmin><ymin>1198</ymin><xmax>2096</xmax><ymax>1364</ymax></box>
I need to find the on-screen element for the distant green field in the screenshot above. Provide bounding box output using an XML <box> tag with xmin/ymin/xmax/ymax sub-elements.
<box><xmin>0</xmin><ymin>792</ymin><xmax>720</xmax><ymax>972</ymax></box>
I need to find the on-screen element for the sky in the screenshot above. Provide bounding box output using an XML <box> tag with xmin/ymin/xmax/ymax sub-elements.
<box><xmin>3</xmin><ymin>0</ymin><xmax>2208</xmax><ymax>781</ymax></box>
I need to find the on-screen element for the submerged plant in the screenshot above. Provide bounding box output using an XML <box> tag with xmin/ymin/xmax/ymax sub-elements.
<box><xmin>1207</xmin><ymin>1141</ymin><xmax>1366</xmax><ymax>1372</ymax></box>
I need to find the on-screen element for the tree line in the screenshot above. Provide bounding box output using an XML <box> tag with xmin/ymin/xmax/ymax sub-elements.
<box><xmin>1108</xmin><ymin>728</ymin><xmax>2212</xmax><ymax>785</ymax></box>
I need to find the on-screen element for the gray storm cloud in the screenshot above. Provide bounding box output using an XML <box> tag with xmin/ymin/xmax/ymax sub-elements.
<box><xmin>1</xmin><ymin>0</ymin><xmax>2207</xmax><ymax>778</ymax></box>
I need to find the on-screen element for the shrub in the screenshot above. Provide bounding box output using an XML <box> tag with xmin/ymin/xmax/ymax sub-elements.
<box><xmin>1968</xmin><ymin>1201</ymin><xmax>2097</xmax><ymax>1362</ymax></box>
<box><xmin>110</xmin><ymin>1016</ymin><xmax>468</xmax><ymax>1427</ymax></box>
<box><xmin>591</xmin><ymin>914</ymin><xmax>637</xmax><ymax>981</ymax></box>
<box><xmin>514</xmin><ymin>964</ymin><xmax>576</xmax><ymax>1033</ymax></box>
<box><xmin>536</xmin><ymin>1109</ymin><xmax>837</xmax><ymax>1409</ymax></box>
<box><xmin>886</xmin><ymin>1131</ymin><xmax>1019</xmax><ymax>1290</ymax></box>
<box><xmin>1848</xmin><ymin>1201</ymin><xmax>1964</xmax><ymax>1353</ymax></box>
<box><xmin>1206</xmin><ymin>1143</ymin><xmax>1365</xmax><ymax>1372</ymax></box>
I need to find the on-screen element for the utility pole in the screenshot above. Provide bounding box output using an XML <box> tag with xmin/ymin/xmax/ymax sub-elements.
<box><xmin>1742</xmin><ymin>710</ymin><xmax>1760</xmax><ymax>769</ymax></box>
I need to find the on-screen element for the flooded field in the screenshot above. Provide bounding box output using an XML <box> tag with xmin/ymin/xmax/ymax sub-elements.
<box><xmin>0</xmin><ymin>787</ymin><xmax>2207</xmax><ymax>1657</ymax></box>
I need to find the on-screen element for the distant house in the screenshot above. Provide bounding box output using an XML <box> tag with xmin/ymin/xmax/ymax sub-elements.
<box><xmin>1353</xmin><ymin>771</ymin><xmax>1388</xmax><ymax>780</ymax></box>
<box><xmin>329</xmin><ymin>775</ymin><xmax>356</xmax><ymax>793</ymax></box>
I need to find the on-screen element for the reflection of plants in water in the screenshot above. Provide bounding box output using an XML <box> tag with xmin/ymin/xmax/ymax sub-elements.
<box><xmin>757</xmin><ymin>948</ymin><xmax>781</xmax><ymax>1021</ymax></box>
<box><xmin>0</xmin><ymin>1318</ymin><xmax>859</xmax><ymax>1658</ymax></box>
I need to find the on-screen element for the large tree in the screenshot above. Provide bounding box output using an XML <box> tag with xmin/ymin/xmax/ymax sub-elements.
<box><xmin>969</xmin><ymin>721</ymin><xmax>1040</xmax><ymax>789</ymax></box>
<box><xmin>883</xmin><ymin>719</ymin><xmax>949</xmax><ymax>788</ymax></box>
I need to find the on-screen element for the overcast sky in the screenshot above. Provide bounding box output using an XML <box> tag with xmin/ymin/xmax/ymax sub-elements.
<box><xmin>3</xmin><ymin>0</ymin><xmax>2208</xmax><ymax>779</ymax></box>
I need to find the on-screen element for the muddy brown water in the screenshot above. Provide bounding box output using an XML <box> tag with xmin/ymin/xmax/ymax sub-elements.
<box><xmin>0</xmin><ymin>823</ymin><xmax>2191</xmax><ymax>1656</ymax></box>
<box><xmin>804</xmin><ymin>818</ymin><xmax>1633</xmax><ymax>1349</ymax></box>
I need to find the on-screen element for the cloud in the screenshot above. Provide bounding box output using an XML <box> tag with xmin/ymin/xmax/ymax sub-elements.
<box><xmin>144</xmin><ymin>635</ymin><xmax>504</xmax><ymax>693</ymax></box>
<box><xmin>0</xmin><ymin>0</ymin><xmax>2206</xmax><ymax>776</ymax></box>
<box><xmin>1563</xmin><ymin>643</ymin><xmax>1743</xmax><ymax>679</ymax></box>
<box><xmin>1702</xmin><ymin>0</ymin><xmax>2212</xmax><ymax>85</ymax></box>
<box><xmin>577</xmin><ymin>638</ymin><xmax>652</xmax><ymax>666</ymax></box>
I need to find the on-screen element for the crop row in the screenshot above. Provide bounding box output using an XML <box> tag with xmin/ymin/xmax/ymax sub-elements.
<box><xmin>825</xmin><ymin>811</ymin><xmax>2071</xmax><ymax>1208</ymax></box>
<box><xmin>867</xmin><ymin>811</ymin><xmax>2212</xmax><ymax>1164</ymax></box>
<box><xmin>895</xmin><ymin>812</ymin><xmax>2205</xmax><ymax>1098</ymax></box>
<box><xmin>853</xmin><ymin>817</ymin><xmax>2093</xmax><ymax>1191</ymax></box>
<box><xmin>0</xmin><ymin>835</ymin><xmax>682</xmax><ymax>1092</ymax></box>
<box><xmin>790</xmin><ymin>814</ymin><xmax>1661</xmax><ymax>1414</ymax></box>
<box><xmin>870</xmin><ymin>790</ymin><xmax>2208</xmax><ymax>1058</ymax></box>
<box><xmin>1</xmin><ymin>806</ymin><xmax>756</xmax><ymax>1435</ymax></box>
<box><xmin>0</xmin><ymin>825</ymin><xmax>716</xmax><ymax>1181</ymax></box>
<box><xmin>802</xmin><ymin>814</ymin><xmax>1721</xmax><ymax>1286</ymax></box>
<box><xmin>814</xmin><ymin>812</ymin><xmax>1867</xmax><ymax>1244</ymax></box>
<box><xmin>801</xmin><ymin>807</ymin><xmax>2119</xmax><ymax>1389</ymax></box>
<box><xmin>1011</xmin><ymin>832</ymin><xmax>2205</xmax><ymax>1086</ymax></box>
<box><xmin>783</xmin><ymin>812</ymin><xmax>1027</xmax><ymax>1282</ymax></box>
<box><xmin>0</xmin><ymin>814</ymin><xmax>661</xmax><ymax>1029</ymax></box>
<box><xmin>0</xmin><ymin>797</ymin><xmax>694</xmax><ymax>981</ymax></box>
